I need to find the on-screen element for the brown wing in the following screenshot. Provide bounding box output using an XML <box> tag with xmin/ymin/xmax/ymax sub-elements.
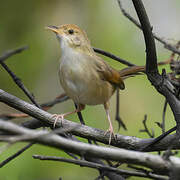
<box><xmin>93</xmin><ymin>55</ymin><xmax>125</xmax><ymax>90</ymax></box>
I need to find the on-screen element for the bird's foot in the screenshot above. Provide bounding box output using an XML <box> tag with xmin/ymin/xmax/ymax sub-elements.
<box><xmin>104</xmin><ymin>126</ymin><xmax>115</xmax><ymax>145</ymax></box>
<box><xmin>52</xmin><ymin>114</ymin><xmax>65</xmax><ymax>128</ymax></box>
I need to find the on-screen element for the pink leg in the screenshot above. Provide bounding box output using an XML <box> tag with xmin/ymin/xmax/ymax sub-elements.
<box><xmin>104</xmin><ymin>102</ymin><xmax>115</xmax><ymax>144</ymax></box>
<box><xmin>52</xmin><ymin>104</ymin><xmax>85</xmax><ymax>128</ymax></box>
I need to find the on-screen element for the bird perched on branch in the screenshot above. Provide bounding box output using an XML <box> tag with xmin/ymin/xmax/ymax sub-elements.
<box><xmin>46</xmin><ymin>24</ymin><xmax>145</xmax><ymax>144</ymax></box>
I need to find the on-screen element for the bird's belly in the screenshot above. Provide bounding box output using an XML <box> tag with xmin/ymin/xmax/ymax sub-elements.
<box><xmin>59</xmin><ymin>65</ymin><xmax>115</xmax><ymax>105</ymax></box>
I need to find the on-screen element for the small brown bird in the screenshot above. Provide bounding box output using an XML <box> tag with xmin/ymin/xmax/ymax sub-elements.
<box><xmin>47</xmin><ymin>24</ymin><xmax>144</xmax><ymax>144</ymax></box>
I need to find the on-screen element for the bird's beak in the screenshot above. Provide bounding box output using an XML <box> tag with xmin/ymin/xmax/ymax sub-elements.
<box><xmin>46</xmin><ymin>25</ymin><xmax>59</xmax><ymax>34</ymax></box>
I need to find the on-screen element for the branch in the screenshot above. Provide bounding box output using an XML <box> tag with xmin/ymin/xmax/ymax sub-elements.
<box><xmin>132</xmin><ymin>0</ymin><xmax>180</xmax><ymax>145</ymax></box>
<box><xmin>132</xmin><ymin>0</ymin><xmax>158</xmax><ymax>73</ymax></box>
<box><xmin>0</xmin><ymin>89</ymin><xmax>180</xmax><ymax>151</ymax></box>
<box><xmin>0</xmin><ymin>142</ymin><xmax>34</xmax><ymax>168</ymax></box>
<box><xmin>0</xmin><ymin>46</ymin><xmax>28</xmax><ymax>63</ymax></box>
<box><xmin>0</xmin><ymin>46</ymin><xmax>44</xmax><ymax>169</ymax></box>
<box><xmin>0</xmin><ymin>93</ymin><xmax>69</xmax><ymax>120</ymax></box>
<box><xmin>94</xmin><ymin>47</ymin><xmax>171</xmax><ymax>68</ymax></box>
<box><xmin>0</xmin><ymin>119</ymin><xmax>180</xmax><ymax>175</ymax></box>
<box><xmin>93</xmin><ymin>47</ymin><xmax>135</xmax><ymax>66</ymax></box>
<box><xmin>0</xmin><ymin>46</ymin><xmax>40</xmax><ymax>108</ymax></box>
<box><xmin>139</xmin><ymin>115</ymin><xmax>154</xmax><ymax>138</ymax></box>
<box><xmin>117</xmin><ymin>0</ymin><xmax>180</xmax><ymax>55</ymax></box>
<box><xmin>115</xmin><ymin>88</ymin><xmax>127</xmax><ymax>130</ymax></box>
<box><xmin>33</xmin><ymin>155</ymin><xmax>168</xmax><ymax>180</ymax></box>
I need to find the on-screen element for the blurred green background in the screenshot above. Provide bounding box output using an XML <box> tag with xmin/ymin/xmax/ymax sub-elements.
<box><xmin>0</xmin><ymin>0</ymin><xmax>180</xmax><ymax>179</ymax></box>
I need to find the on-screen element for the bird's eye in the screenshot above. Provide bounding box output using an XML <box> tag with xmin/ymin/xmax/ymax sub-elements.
<box><xmin>68</xmin><ymin>29</ymin><xmax>74</xmax><ymax>34</ymax></box>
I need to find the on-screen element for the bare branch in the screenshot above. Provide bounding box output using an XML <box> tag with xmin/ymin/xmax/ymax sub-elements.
<box><xmin>0</xmin><ymin>46</ymin><xmax>28</xmax><ymax>63</ymax></box>
<box><xmin>132</xmin><ymin>0</ymin><xmax>180</xmax><ymax>149</ymax></box>
<box><xmin>132</xmin><ymin>1</ymin><xmax>158</xmax><ymax>73</ymax></box>
<box><xmin>33</xmin><ymin>155</ymin><xmax>168</xmax><ymax>180</ymax></box>
<box><xmin>117</xmin><ymin>0</ymin><xmax>180</xmax><ymax>55</ymax></box>
<box><xmin>0</xmin><ymin>47</ymin><xmax>40</xmax><ymax>108</ymax></box>
<box><xmin>140</xmin><ymin>126</ymin><xmax>177</xmax><ymax>151</ymax></box>
<box><xmin>94</xmin><ymin>47</ymin><xmax>171</xmax><ymax>68</ymax></box>
<box><xmin>0</xmin><ymin>89</ymin><xmax>180</xmax><ymax>151</ymax></box>
<box><xmin>139</xmin><ymin>115</ymin><xmax>154</xmax><ymax>138</ymax></box>
<box><xmin>0</xmin><ymin>143</ymin><xmax>34</xmax><ymax>168</ymax></box>
<box><xmin>162</xmin><ymin>100</ymin><xmax>168</xmax><ymax>133</ymax></box>
<box><xmin>0</xmin><ymin>119</ymin><xmax>180</xmax><ymax>175</ymax></box>
<box><xmin>0</xmin><ymin>93</ymin><xmax>69</xmax><ymax>120</ymax></box>
<box><xmin>115</xmin><ymin>88</ymin><xmax>127</xmax><ymax>130</ymax></box>
<box><xmin>93</xmin><ymin>47</ymin><xmax>135</xmax><ymax>66</ymax></box>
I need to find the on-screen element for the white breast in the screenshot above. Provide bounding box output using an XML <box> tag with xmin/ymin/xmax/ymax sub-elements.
<box><xmin>58</xmin><ymin>45</ymin><xmax>114</xmax><ymax>105</ymax></box>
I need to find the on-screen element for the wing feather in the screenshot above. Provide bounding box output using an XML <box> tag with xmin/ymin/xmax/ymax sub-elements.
<box><xmin>93</xmin><ymin>55</ymin><xmax>125</xmax><ymax>90</ymax></box>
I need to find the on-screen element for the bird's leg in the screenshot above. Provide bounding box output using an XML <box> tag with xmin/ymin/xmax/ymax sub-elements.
<box><xmin>52</xmin><ymin>104</ymin><xmax>85</xmax><ymax>128</ymax></box>
<box><xmin>104</xmin><ymin>102</ymin><xmax>115</xmax><ymax>144</ymax></box>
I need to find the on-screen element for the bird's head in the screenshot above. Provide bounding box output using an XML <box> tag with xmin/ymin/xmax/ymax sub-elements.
<box><xmin>46</xmin><ymin>24</ymin><xmax>93</xmax><ymax>55</ymax></box>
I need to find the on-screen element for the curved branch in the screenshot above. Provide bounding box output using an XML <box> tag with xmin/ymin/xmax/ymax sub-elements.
<box><xmin>33</xmin><ymin>155</ymin><xmax>168</xmax><ymax>180</ymax></box>
<box><xmin>132</xmin><ymin>0</ymin><xmax>180</xmax><ymax>141</ymax></box>
<box><xmin>132</xmin><ymin>0</ymin><xmax>158</xmax><ymax>73</ymax></box>
<box><xmin>0</xmin><ymin>46</ymin><xmax>28</xmax><ymax>63</ymax></box>
<box><xmin>0</xmin><ymin>46</ymin><xmax>40</xmax><ymax>108</ymax></box>
<box><xmin>0</xmin><ymin>119</ymin><xmax>179</xmax><ymax>175</ymax></box>
<box><xmin>118</xmin><ymin>0</ymin><xmax>180</xmax><ymax>55</ymax></box>
<box><xmin>0</xmin><ymin>89</ymin><xmax>179</xmax><ymax>151</ymax></box>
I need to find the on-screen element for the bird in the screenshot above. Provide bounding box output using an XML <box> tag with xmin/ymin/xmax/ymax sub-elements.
<box><xmin>46</xmin><ymin>24</ymin><xmax>145</xmax><ymax>144</ymax></box>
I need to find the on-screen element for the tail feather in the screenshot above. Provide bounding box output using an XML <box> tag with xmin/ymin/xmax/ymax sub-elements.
<box><xmin>119</xmin><ymin>66</ymin><xmax>145</xmax><ymax>80</ymax></box>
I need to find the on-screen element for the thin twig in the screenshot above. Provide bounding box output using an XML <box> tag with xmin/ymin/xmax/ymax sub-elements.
<box><xmin>0</xmin><ymin>142</ymin><xmax>34</xmax><ymax>168</ymax></box>
<box><xmin>32</xmin><ymin>155</ymin><xmax>168</xmax><ymax>180</ymax></box>
<box><xmin>93</xmin><ymin>47</ymin><xmax>135</xmax><ymax>66</ymax></box>
<box><xmin>139</xmin><ymin>115</ymin><xmax>154</xmax><ymax>138</ymax></box>
<box><xmin>162</xmin><ymin>100</ymin><xmax>168</xmax><ymax>133</ymax></box>
<box><xmin>115</xmin><ymin>88</ymin><xmax>127</xmax><ymax>130</ymax></box>
<box><xmin>0</xmin><ymin>93</ymin><xmax>69</xmax><ymax>120</ymax></box>
<box><xmin>0</xmin><ymin>46</ymin><xmax>28</xmax><ymax>63</ymax></box>
<box><xmin>117</xmin><ymin>0</ymin><xmax>180</xmax><ymax>55</ymax></box>
<box><xmin>0</xmin><ymin>46</ymin><xmax>40</xmax><ymax>108</ymax></box>
<box><xmin>0</xmin><ymin>62</ymin><xmax>40</xmax><ymax>108</ymax></box>
<box><xmin>140</xmin><ymin>126</ymin><xmax>177</xmax><ymax>152</ymax></box>
<box><xmin>94</xmin><ymin>47</ymin><xmax>171</xmax><ymax>69</ymax></box>
<box><xmin>0</xmin><ymin>46</ymin><xmax>41</xmax><ymax>168</ymax></box>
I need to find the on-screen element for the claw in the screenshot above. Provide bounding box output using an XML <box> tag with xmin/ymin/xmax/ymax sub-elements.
<box><xmin>52</xmin><ymin>114</ymin><xmax>65</xmax><ymax>128</ymax></box>
<box><xmin>51</xmin><ymin>104</ymin><xmax>85</xmax><ymax>128</ymax></box>
<box><xmin>104</xmin><ymin>126</ymin><xmax>115</xmax><ymax>144</ymax></box>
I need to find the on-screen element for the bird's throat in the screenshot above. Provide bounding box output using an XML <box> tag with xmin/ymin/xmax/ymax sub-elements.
<box><xmin>59</xmin><ymin>36</ymin><xmax>94</xmax><ymax>57</ymax></box>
